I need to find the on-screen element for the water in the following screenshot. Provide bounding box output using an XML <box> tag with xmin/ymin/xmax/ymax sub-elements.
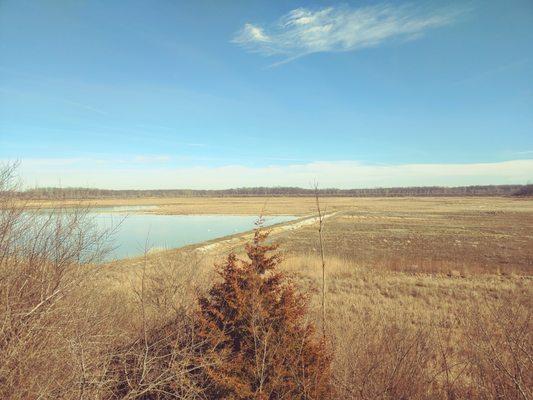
<box><xmin>82</xmin><ymin>207</ymin><xmax>295</xmax><ymax>260</ymax></box>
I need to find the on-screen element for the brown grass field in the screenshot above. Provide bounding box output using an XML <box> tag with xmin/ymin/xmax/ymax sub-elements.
<box><xmin>105</xmin><ymin>196</ymin><xmax>532</xmax><ymax>275</ymax></box>
<box><xmin>22</xmin><ymin>194</ymin><xmax>533</xmax><ymax>216</ymax></box>
<box><xmin>2</xmin><ymin>193</ymin><xmax>532</xmax><ymax>399</ymax></box>
<box><xmin>105</xmin><ymin>196</ymin><xmax>532</xmax><ymax>398</ymax></box>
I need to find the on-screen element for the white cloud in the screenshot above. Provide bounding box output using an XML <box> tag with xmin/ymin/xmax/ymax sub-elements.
<box><xmin>233</xmin><ymin>4</ymin><xmax>461</xmax><ymax>64</ymax></box>
<box><xmin>239</xmin><ymin>23</ymin><xmax>271</xmax><ymax>43</ymax></box>
<box><xmin>12</xmin><ymin>159</ymin><xmax>533</xmax><ymax>190</ymax></box>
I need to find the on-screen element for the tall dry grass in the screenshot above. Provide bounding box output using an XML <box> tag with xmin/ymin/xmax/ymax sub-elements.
<box><xmin>284</xmin><ymin>254</ymin><xmax>532</xmax><ymax>399</ymax></box>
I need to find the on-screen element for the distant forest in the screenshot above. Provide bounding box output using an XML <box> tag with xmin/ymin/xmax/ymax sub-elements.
<box><xmin>16</xmin><ymin>184</ymin><xmax>533</xmax><ymax>199</ymax></box>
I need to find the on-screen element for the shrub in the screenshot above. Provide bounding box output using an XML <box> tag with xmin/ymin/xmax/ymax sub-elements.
<box><xmin>193</xmin><ymin>227</ymin><xmax>333</xmax><ymax>399</ymax></box>
<box><xmin>0</xmin><ymin>163</ymin><xmax>115</xmax><ymax>399</ymax></box>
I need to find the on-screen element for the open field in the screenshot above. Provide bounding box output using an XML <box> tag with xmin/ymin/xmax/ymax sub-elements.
<box><xmin>3</xmin><ymin>194</ymin><xmax>532</xmax><ymax>398</ymax></box>
<box><xmin>21</xmin><ymin>195</ymin><xmax>533</xmax><ymax>216</ymax></box>
<box><xmin>103</xmin><ymin>196</ymin><xmax>532</xmax><ymax>398</ymax></box>
<box><xmin>106</xmin><ymin>196</ymin><xmax>533</xmax><ymax>275</ymax></box>
<box><xmin>101</xmin><ymin>195</ymin><xmax>532</xmax><ymax>398</ymax></box>
<box><xmin>19</xmin><ymin>196</ymin><xmax>353</xmax><ymax>215</ymax></box>
<box><xmin>277</xmin><ymin>197</ymin><xmax>533</xmax><ymax>275</ymax></box>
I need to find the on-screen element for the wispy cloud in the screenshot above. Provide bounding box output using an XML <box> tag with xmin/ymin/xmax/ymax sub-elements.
<box><xmin>233</xmin><ymin>4</ymin><xmax>463</xmax><ymax>65</ymax></box>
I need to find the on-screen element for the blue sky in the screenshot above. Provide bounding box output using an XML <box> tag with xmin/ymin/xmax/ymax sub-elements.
<box><xmin>1</xmin><ymin>0</ymin><xmax>532</xmax><ymax>188</ymax></box>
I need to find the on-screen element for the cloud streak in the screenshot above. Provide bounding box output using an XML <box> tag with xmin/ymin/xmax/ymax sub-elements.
<box><xmin>233</xmin><ymin>4</ymin><xmax>462</xmax><ymax>65</ymax></box>
<box><xmin>11</xmin><ymin>159</ymin><xmax>533</xmax><ymax>190</ymax></box>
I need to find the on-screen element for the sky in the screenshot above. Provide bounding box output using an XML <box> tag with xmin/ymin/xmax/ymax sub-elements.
<box><xmin>1</xmin><ymin>0</ymin><xmax>532</xmax><ymax>189</ymax></box>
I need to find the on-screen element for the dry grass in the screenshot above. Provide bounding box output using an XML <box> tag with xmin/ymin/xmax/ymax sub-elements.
<box><xmin>2</xmin><ymin>170</ymin><xmax>532</xmax><ymax>399</ymax></box>
<box><xmin>20</xmin><ymin>196</ymin><xmax>358</xmax><ymax>216</ymax></box>
<box><xmin>110</xmin><ymin>196</ymin><xmax>532</xmax><ymax>277</ymax></box>
<box><xmin>283</xmin><ymin>254</ymin><xmax>532</xmax><ymax>399</ymax></box>
<box><xmin>274</xmin><ymin>198</ymin><xmax>533</xmax><ymax>275</ymax></box>
<box><xmin>23</xmin><ymin>195</ymin><xmax>533</xmax><ymax>216</ymax></box>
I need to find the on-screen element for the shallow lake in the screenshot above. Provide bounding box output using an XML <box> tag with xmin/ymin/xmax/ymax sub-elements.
<box><xmin>80</xmin><ymin>207</ymin><xmax>296</xmax><ymax>260</ymax></box>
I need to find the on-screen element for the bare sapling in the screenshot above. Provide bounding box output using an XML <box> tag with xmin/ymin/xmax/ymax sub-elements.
<box><xmin>314</xmin><ymin>182</ymin><xmax>327</xmax><ymax>337</ymax></box>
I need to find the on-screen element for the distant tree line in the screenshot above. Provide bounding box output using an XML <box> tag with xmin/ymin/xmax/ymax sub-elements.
<box><xmin>512</xmin><ymin>184</ymin><xmax>533</xmax><ymax>197</ymax></box>
<box><xmin>14</xmin><ymin>184</ymin><xmax>532</xmax><ymax>199</ymax></box>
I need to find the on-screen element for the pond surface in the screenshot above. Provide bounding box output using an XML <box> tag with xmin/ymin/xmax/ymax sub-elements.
<box><xmin>84</xmin><ymin>207</ymin><xmax>295</xmax><ymax>260</ymax></box>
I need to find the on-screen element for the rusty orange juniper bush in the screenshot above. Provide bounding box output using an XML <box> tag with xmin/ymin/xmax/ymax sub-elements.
<box><xmin>194</xmin><ymin>227</ymin><xmax>333</xmax><ymax>399</ymax></box>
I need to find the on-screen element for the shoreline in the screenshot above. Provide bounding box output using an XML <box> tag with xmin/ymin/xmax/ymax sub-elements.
<box><xmin>107</xmin><ymin>212</ymin><xmax>335</xmax><ymax>267</ymax></box>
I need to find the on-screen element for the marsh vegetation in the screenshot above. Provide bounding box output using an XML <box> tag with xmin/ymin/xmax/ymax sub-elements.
<box><xmin>1</xmin><ymin>164</ymin><xmax>531</xmax><ymax>399</ymax></box>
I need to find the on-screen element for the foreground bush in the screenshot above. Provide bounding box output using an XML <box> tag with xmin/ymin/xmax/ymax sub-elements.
<box><xmin>0</xmin><ymin>164</ymin><xmax>115</xmax><ymax>399</ymax></box>
<box><xmin>194</xmin><ymin>228</ymin><xmax>332</xmax><ymax>399</ymax></box>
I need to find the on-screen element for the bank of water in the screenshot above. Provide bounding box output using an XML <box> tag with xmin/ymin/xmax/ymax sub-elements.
<box><xmin>81</xmin><ymin>207</ymin><xmax>295</xmax><ymax>260</ymax></box>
